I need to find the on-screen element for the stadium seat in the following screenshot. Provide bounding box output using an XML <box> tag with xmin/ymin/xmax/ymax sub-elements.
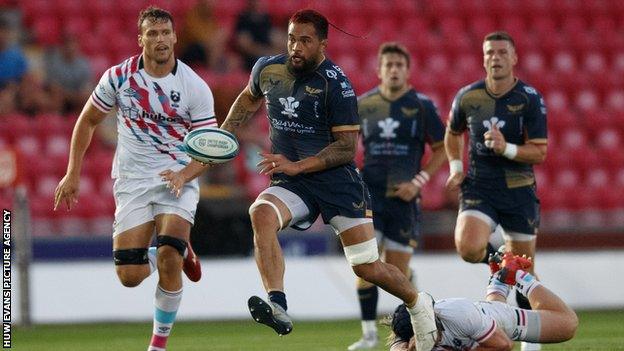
<box><xmin>605</xmin><ymin>90</ymin><xmax>624</xmax><ymax>112</ymax></box>
<box><xmin>575</xmin><ymin>90</ymin><xmax>600</xmax><ymax>112</ymax></box>
<box><xmin>31</xmin><ymin>17</ymin><xmax>61</xmax><ymax>46</ymax></box>
<box><xmin>552</xmin><ymin>51</ymin><xmax>577</xmax><ymax>74</ymax></box>
<box><xmin>56</xmin><ymin>0</ymin><xmax>84</xmax><ymax>19</ymax></box>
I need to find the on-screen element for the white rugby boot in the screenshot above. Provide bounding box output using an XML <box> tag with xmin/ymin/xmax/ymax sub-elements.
<box><xmin>347</xmin><ymin>334</ymin><xmax>378</xmax><ymax>350</ymax></box>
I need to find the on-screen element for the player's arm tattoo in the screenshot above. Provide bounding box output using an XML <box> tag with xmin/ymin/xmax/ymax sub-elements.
<box><xmin>221</xmin><ymin>86</ymin><xmax>263</xmax><ymax>133</ymax></box>
<box><xmin>316</xmin><ymin>131</ymin><xmax>358</xmax><ymax>169</ymax></box>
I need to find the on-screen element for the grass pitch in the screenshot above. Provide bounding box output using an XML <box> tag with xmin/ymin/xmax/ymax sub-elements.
<box><xmin>13</xmin><ymin>310</ymin><xmax>624</xmax><ymax>350</ymax></box>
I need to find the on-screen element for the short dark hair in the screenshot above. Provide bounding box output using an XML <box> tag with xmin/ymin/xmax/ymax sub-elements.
<box><xmin>289</xmin><ymin>9</ymin><xmax>328</xmax><ymax>40</ymax></box>
<box><xmin>137</xmin><ymin>6</ymin><xmax>174</xmax><ymax>33</ymax></box>
<box><xmin>378</xmin><ymin>42</ymin><xmax>411</xmax><ymax>68</ymax></box>
<box><xmin>484</xmin><ymin>31</ymin><xmax>515</xmax><ymax>48</ymax></box>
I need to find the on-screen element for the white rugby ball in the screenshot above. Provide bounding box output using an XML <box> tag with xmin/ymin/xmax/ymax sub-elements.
<box><xmin>183</xmin><ymin>127</ymin><xmax>239</xmax><ymax>164</ymax></box>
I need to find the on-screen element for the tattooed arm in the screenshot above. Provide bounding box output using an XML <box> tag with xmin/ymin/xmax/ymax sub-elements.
<box><xmin>259</xmin><ymin>130</ymin><xmax>358</xmax><ymax>177</ymax></box>
<box><xmin>221</xmin><ymin>83</ymin><xmax>264</xmax><ymax>134</ymax></box>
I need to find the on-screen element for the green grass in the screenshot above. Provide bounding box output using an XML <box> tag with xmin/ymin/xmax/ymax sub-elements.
<box><xmin>12</xmin><ymin>310</ymin><xmax>624</xmax><ymax>350</ymax></box>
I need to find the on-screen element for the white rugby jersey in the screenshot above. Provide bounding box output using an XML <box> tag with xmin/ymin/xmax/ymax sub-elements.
<box><xmin>91</xmin><ymin>55</ymin><xmax>217</xmax><ymax>178</ymax></box>
<box><xmin>433</xmin><ymin>298</ymin><xmax>497</xmax><ymax>351</ymax></box>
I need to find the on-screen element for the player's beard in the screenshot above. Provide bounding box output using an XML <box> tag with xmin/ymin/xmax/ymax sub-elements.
<box><xmin>286</xmin><ymin>54</ymin><xmax>318</xmax><ymax>76</ymax></box>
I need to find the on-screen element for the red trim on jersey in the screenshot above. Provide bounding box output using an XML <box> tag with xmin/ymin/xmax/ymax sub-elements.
<box><xmin>191</xmin><ymin>120</ymin><xmax>218</xmax><ymax>129</ymax></box>
<box><xmin>90</xmin><ymin>94</ymin><xmax>110</xmax><ymax>112</ymax></box>
<box><xmin>476</xmin><ymin>320</ymin><xmax>497</xmax><ymax>343</ymax></box>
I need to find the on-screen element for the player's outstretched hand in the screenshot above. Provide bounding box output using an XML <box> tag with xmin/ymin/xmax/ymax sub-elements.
<box><xmin>54</xmin><ymin>173</ymin><xmax>80</xmax><ymax>211</ymax></box>
<box><xmin>445</xmin><ymin>171</ymin><xmax>464</xmax><ymax>191</ymax></box>
<box><xmin>257</xmin><ymin>153</ymin><xmax>301</xmax><ymax>177</ymax></box>
<box><xmin>160</xmin><ymin>169</ymin><xmax>185</xmax><ymax>198</ymax></box>
<box><xmin>394</xmin><ymin>181</ymin><xmax>420</xmax><ymax>202</ymax></box>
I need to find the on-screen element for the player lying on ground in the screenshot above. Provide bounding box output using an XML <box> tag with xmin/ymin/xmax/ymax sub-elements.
<box><xmin>388</xmin><ymin>252</ymin><xmax>577</xmax><ymax>350</ymax></box>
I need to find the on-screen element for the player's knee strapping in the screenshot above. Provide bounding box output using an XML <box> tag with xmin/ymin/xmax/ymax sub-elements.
<box><xmin>249</xmin><ymin>199</ymin><xmax>283</xmax><ymax>230</ymax></box>
<box><xmin>157</xmin><ymin>235</ymin><xmax>187</xmax><ymax>257</ymax></box>
<box><xmin>344</xmin><ymin>238</ymin><xmax>379</xmax><ymax>266</ymax></box>
<box><xmin>113</xmin><ymin>248</ymin><xmax>149</xmax><ymax>265</ymax></box>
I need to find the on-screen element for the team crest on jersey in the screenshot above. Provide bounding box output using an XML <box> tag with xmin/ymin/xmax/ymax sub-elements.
<box><xmin>170</xmin><ymin>90</ymin><xmax>181</xmax><ymax>103</ymax></box>
<box><xmin>279</xmin><ymin>96</ymin><xmax>299</xmax><ymax>118</ymax></box>
<box><xmin>401</xmin><ymin>107</ymin><xmax>419</xmax><ymax>116</ymax></box>
<box><xmin>378</xmin><ymin>117</ymin><xmax>400</xmax><ymax>139</ymax></box>
<box><xmin>482</xmin><ymin>117</ymin><xmax>505</xmax><ymax>131</ymax></box>
<box><xmin>506</xmin><ymin>104</ymin><xmax>524</xmax><ymax>113</ymax></box>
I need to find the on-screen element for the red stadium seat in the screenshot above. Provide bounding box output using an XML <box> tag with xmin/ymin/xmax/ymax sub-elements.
<box><xmin>605</xmin><ymin>90</ymin><xmax>624</xmax><ymax>112</ymax></box>
<box><xmin>32</xmin><ymin>17</ymin><xmax>61</xmax><ymax>46</ymax></box>
<box><xmin>581</xmin><ymin>52</ymin><xmax>608</xmax><ymax>74</ymax></box>
<box><xmin>559</xmin><ymin>128</ymin><xmax>588</xmax><ymax>152</ymax></box>
<box><xmin>56</xmin><ymin>0</ymin><xmax>84</xmax><ymax>19</ymax></box>
<box><xmin>575</xmin><ymin>90</ymin><xmax>600</xmax><ymax>113</ymax></box>
<box><xmin>545</xmin><ymin>90</ymin><xmax>570</xmax><ymax>114</ymax></box>
<box><xmin>595</xmin><ymin>128</ymin><xmax>622</xmax><ymax>150</ymax></box>
<box><xmin>551</xmin><ymin>51</ymin><xmax>577</xmax><ymax>73</ymax></box>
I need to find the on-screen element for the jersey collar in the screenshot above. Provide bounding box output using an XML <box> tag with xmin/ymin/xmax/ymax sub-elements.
<box><xmin>138</xmin><ymin>55</ymin><xmax>178</xmax><ymax>76</ymax></box>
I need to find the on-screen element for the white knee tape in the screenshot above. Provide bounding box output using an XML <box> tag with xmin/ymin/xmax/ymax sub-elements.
<box><xmin>249</xmin><ymin>199</ymin><xmax>284</xmax><ymax>230</ymax></box>
<box><xmin>343</xmin><ymin>238</ymin><xmax>379</xmax><ymax>266</ymax></box>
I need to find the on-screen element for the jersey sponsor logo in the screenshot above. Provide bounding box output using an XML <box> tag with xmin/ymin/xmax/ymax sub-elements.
<box><xmin>141</xmin><ymin>109</ymin><xmax>183</xmax><ymax>123</ymax></box>
<box><xmin>332</xmin><ymin>65</ymin><xmax>347</xmax><ymax>77</ymax></box>
<box><xmin>506</xmin><ymin>104</ymin><xmax>524</xmax><ymax>113</ymax></box>
<box><xmin>279</xmin><ymin>96</ymin><xmax>300</xmax><ymax>118</ymax></box>
<box><xmin>463</xmin><ymin>199</ymin><xmax>482</xmax><ymax>206</ymax></box>
<box><xmin>305</xmin><ymin>86</ymin><xmax>323</xmax><ymax>95</ymax></box>
<box><xmin>401</xmin><ymin>107</ymin><xmax>419</xmax><ymax>116</ymax></box>
<box><xmin>270</xmin><ymin>118</ymin><xmax>315</xmax><ymax>134</ymax></box>
<box><xmin>340</xmin><ymin>80</ymin><xmax>355</xmax><ymax>97</ymax></box>
<box><xmin>378</xmin><ymin>117</ymin><xmax>400</xmax><ymax>139</ymax></box>
<box><xmin>482</xmin><ymin>116</ymin><xmax>506</xmax><ymax>131</ymax></box>
<box><xmin>352</xmin><ymin>201</ymin><xmax>364</xmax><ymax>209</ymax></box>
<box><xmin>523</xmin><ymin>86</ymin><xmax>537</xmax><ymax>95</ymax></box>
<box><xmin>326</xmin><ymin>69</ymin><xmax>338</xmax><ymax>79</ymax></box>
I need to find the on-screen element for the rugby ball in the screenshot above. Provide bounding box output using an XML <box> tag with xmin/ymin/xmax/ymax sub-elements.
<box><xmin>183</xmin><ymin>127</ymin><xmax>239</xmax><ymax>164</ymax></box>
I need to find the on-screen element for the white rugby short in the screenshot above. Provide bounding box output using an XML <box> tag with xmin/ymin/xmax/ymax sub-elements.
<box><xmin>112</xmin><ymin>177</ymin><xmax>199</xmax><ymax>236</ymax></box>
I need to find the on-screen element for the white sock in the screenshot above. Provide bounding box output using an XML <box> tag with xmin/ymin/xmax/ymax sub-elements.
<box><xmin>515</xmin><ymin>270</ymin><xmax>541</xmax><ymax>298</ymax></box>
<box><xmin>147</xmin><ymin>247</ymin><xmax>157</xmax><ymax>275</ymax></box>
<box><xmin>486</xmin><ymin>272</ymin><xmax>510</xmax><ymax>299</ymax></box>
<box><xmin>361</xmin><ymin>320</ymin><xmax>377</xmax><ymax>338</ymax></box>
<box><xmin>149</xmin><ymin>285</ymin><xmax>183</xmax><ymax>351</ymax></box>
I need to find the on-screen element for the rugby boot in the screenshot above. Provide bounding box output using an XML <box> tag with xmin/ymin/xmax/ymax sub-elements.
<box><xmin>488</xmin><ymin>245</ymin><xmax>506</xmax><ymax>274</ymax></box>
<box><xmin>248</xmin><ymin>295</ymin><xmax>293</xmax><ymax>336</ymax></box>
<box><xmin>347</xmin><ymin>334</ymin><xmax>378</xmax><ymax>350</ymax></box>
<box><xmin>497</xmin><ymin>253</ymin><xmax>532</xmax><ymax>285</ymax></box>
<box><xmin>182</xmin><ymin>242</ymin><xmax>202</xmax><ymax>282</ymax></box>
<box><xmin>408</xmin><ymin>292</ymin><xmax>437</xmax><ymax>351</ymax></box>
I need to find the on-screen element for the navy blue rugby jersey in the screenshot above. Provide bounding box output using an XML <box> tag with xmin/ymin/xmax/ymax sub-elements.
<box><xmin>249</xmin><ymin>54</ymin><xmax>360</xmax><ymax>181</ymax></box>
<box><xmin>359</xmin><ymin>88</ymin><xmax>445</xmax><ymax>197</ymax></box>
<box><xmin>448</xmin><ymin>80</ymin><xmax>548</xmax><ymax>189</ymax></box>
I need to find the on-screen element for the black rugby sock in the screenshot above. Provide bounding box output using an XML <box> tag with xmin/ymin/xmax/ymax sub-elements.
<box><xmin>480</xmin><ymin>243</ymin><xmax>497</xmax><ymax>264</ymax></box>
<box><xmin>516</xmin><ymin>289</ymin><xmax>532</xmax><ymax>309</ymax></box>
<box><xmin>268</xmin><ymin>290</ymin><xmax>288</xmax><ymax>311</ymax></box>
<box><xmin>357</xmin><ymin>286</ymin><xmax>379</xmax><ymax>321</ymax></box>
